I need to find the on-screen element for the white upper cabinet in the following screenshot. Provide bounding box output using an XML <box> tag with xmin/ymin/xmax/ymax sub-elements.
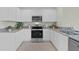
<box><xmin>18</xmin><ymin>7</ymin><xmax>57</xmax><ymax>22</ymax></box>
<box><xmin>42</xmin><ymin>9</ymin><xmax>57</xmax><ymax>22</ymax></box>
<box><xmin>0</xmin><ymin>7</ymin><xmax>18</xmax><ymax>21</ymax></box>
<box><xmin>8</xmin><ymin>8</ymin><xmax>17</xmax><ymax>21</ymax></box>
<box><xmin>18</xmin><ymin>9</ymin><xmax>42</xmax><ymax>22</ymax></box>
<box><xmin>31</xmin><ymin>10</ymin><xmax>42</xmax><ymax>16</ymax></box>
<box><xmin>0</xmin><ymin>8</ymin><xmax>8</xmax><ymax>21</ymax></box>
<box><xmin>0</xmin><ymin>7</ymin><xmax>57</xmax><ymax>22</ymax></box>
<box><xmin>17</xmin><ymin>9</ymin><xmax>32</xmax><ymax>22</ymax></box>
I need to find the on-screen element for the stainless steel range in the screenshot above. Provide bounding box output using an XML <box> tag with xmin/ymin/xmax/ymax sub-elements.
<box><xmin>31</xmin><ymin>16</ymin><xmax>43</xmax><ymax>42</ymax></box>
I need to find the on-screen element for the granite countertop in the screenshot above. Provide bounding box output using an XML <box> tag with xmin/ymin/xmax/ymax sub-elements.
<box><xmin>0</xmin><ymin>25</ymin><xmax>53</xmax><ymax>33</ymax></box>
<box><xmin>53</xmin><ymin>29</ymin><xmax>79</xmax><ymax>42</ymax></box>
<box><xmin>0</xmin><ymin>27</ymin><xmax>23</xmax><ymax>33</ymax></box>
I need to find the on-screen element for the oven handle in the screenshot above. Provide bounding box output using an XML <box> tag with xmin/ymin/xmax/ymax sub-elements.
<box><xmin>31</xmin><ymin>29</ymin><xmax>43</xmax><ymax>30</ymax></box>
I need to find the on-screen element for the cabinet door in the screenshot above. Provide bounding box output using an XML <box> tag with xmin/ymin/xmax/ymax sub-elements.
<box><xmin>24</xmin><ymin>29</ymin><xmax>31</xmax><ymax>41</ymax></box>
<box><xmin>0</xmin><ymin>7</ymin><xmax>9</xmax><ymax>21</ymax></box>
<box><xmin>15</xmin><ymin>30</ymin><xmax>25</xmax><ymax>50</ymax></box>
<box><xmin>0</xmin><ymin>33</ymin><xmax>16</xmax><ymax>51</ymax></box>
<box><xmin>50</xmin><ymin>30</ymin><xmax>56</xmax><ymax>46</ymax></box>
<box><xmin>16</xmin><ymin>8</ymin><xmax>21</xmax><ymax>21</ymax></box>
<box><xmin>42</xmin><ymin>9</ymin><xmax>57</xmax><ymax>22</ymax></box>
<box><xmin>31</xmin><ymin>10</ymin><xmax>42</xmax><ymax>16</ymax></box>
<box><xmin>19</xmin><ymin>10</ymin><xmax>32</xmax><ymax>22</ymax></box>
<box><xmin>54</xmin><ymin>32</ymin><xmax>68</xmax><ymax>51</ymax></box>
<box><xmin>43</xmin><ymin>29</ymin><xmax>50</xmax><ymax>41</ymax></box>
<box><xmin>8</xmin><ymin>7</ymin><xmax>17</xmax><ymax>21</ymax></box>
<box><xmin>0</xmin><ymin>7</ymin><xmax>18</xmax><ymax>21</ymax></box>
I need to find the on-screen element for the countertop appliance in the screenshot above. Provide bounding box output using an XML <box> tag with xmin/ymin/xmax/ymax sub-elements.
<box><xmin>69</xmin><ymin>38</ymin><xmax>79</xmax><ymax>51</ymax></box>
<box><xmin>32</xmin><ymin>16</ymin><xmax>42</xmax><ymax>22</ymax></box>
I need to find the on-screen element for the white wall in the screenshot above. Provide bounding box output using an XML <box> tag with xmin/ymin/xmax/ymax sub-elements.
<box><xmin>57</xmin><ymin>7</ymin><xmax>79</xmax><ymax>27</ymax></box>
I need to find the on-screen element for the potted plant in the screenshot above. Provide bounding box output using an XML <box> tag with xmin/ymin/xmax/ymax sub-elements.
<box><xmin>15</xmin><ymin>22</ymin><xmax>24</xmax><ymax>29</ymax></box>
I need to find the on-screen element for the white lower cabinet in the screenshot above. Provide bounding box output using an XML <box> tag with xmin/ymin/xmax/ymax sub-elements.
<box><xmin>43</xmin><ymin>29</ymin><xmax>50</xmax><ymax>41</ymax></box>
<box><xmin>15</xmin><ymin>29</ymin><xmax>27</xmax><ymax>50</ymax></box>
<box><xmin>51</xmin><ymin>30</ymin><xmax>68</xmax><ymax>51</ymax></box>
<box><xmin>14</xmin><ymin>29</ymin><xmax>31</xmax><ymax>50</ymax></box>
<box><xmin>23</xmin><ymin>29</ymin><xmax>31</xmax><ymax>41</ymax></box>
<box><xmin>0</xmin><ymin>33</ymin><xmax>16</xmax><ymax>51</ymax></box>
<box><xmin>0</xmin><ymin>29</ymin><xmax>31</xmax><ymax>51</ymax></box>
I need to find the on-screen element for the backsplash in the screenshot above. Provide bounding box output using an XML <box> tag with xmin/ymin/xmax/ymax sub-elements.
<box><xmin>0</xmin><ymin>21</ymin><xmax>57</xmax><ymax>29</ymax></box>
<box><xmin>0</xmin><ymin>22</ymin><xmax>16</xmax><ymax>28</ymax></box>
<box><xmin>23</xmin><ymin>22</ymin><xmax>56</xmax><ymax>27</ymax></box>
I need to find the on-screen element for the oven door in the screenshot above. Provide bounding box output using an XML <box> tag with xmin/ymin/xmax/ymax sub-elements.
<box><xmin>31</xmin><ymin>30</ymin><xmax>43</xmax><ymax>38</ymax></box>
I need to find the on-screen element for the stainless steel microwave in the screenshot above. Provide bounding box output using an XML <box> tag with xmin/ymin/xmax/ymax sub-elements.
<box><xmin>32</xmin><ymin>16</ymin><xmax>42</xmax><ymax>22</ymax></box>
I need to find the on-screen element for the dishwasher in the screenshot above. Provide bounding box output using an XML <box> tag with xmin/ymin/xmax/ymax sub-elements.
<box><xmin>69</xmin><ymin>38</ymin><xmax>79</xmax><ymax>51</ymax></box>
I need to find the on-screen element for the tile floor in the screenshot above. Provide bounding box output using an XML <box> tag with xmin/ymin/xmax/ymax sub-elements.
<box><xmin>17</xmin><ymin>41</ymin><xmax>57</xmax><ymax>51</ymax></box>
